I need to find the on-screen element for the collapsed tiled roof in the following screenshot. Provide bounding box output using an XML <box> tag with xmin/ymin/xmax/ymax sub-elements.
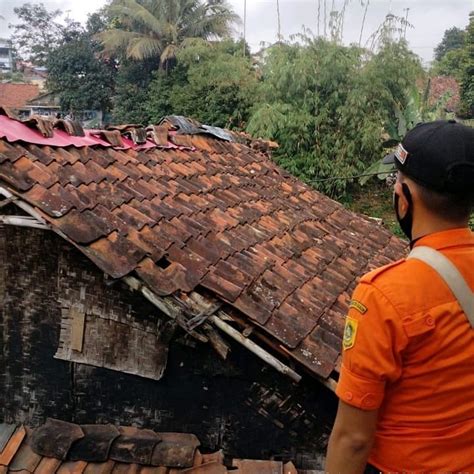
<box><xmin>0</xmin><ymin>419</ymin><xmax>299</xmax><ymax>473</ymax></box>
<box><xmin>0</xmin><ymin>112</ymin><xmax>406</xmax><ymax>383</ymax></box>
<box><xmin>0</xmin><ymin>83</ymin><xmax>40</xmax><ymax>109</ymax></box>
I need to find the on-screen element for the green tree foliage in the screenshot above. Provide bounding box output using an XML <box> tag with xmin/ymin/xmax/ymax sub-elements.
<box><xmin>97</xmin><ymin>0</ymin><xmax>239</xmax><ymax>70</ymax></box>
<box><xmin>112</xmin><ymin>57</ymin><xmax>161</xmax><ymax>123</ymax></box>
<box><xmin>146</xmin><ymin>39</ymin><xmax>257</xmax><ymax>128</ymax></box>
<box><xmin>0</xmin><ymin>71</ymin><xmax>26</xmax><ymax>83</ymax></box>
<box><xmin>432</xmin><ymin>48</ymin><xmax>467</xmax><ymax>79</ymax></box>
<box><xmin>46</xmin><ymin>19</ymin><xmax>117</xmax><ymax>115</ymax></box>
<box><xmin>9</xmin><ymin>3</ymin><xmax>70</xmax><ymax>65</ymax></box>
<box><xmin>46</xmin><ymin>34</ymin><xmax>117</xmax><ymax>114</ymax></box>
<box><xmin>434</xmin><ymin>27</ymin><xmax>466</xmax><ymax>61</ymax></box>
<box><xmin>247</xmin><ymin>37</ymin><xmax>423</xmax><ymax>197</ymax></box>
<box><xmin>460</xmin><ymin>12</ymin><xmax>474</xmax><ymax>117</ymax></box>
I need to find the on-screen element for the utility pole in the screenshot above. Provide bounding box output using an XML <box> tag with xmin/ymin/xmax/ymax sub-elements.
<box><xmin>317</xmin><ymin>0</ymin><xmax>321</xmax><ymax>37</ymax></box>
<box><xmin>404</xmin><ymin>7</ymin><xmax>410</xmax><ymax>39</ymax></box>
<box><xmin>243</xmin><ymin>0</ymin><xmax>247</xmax><ymax>56</ymax></box>
<box><xmin>276</xmin><ymin>0</ymin><xmax>282</xmax><ymax>41</ymax></box>
<box><xmin>323</xmin><ymin>0</ymin><xmax>327</xmax><ymax>38</ymax></box>
<box><xmin>359</xmin><ymin>0</ymin><xmax>370</xmax><ymax>47</ymax></box>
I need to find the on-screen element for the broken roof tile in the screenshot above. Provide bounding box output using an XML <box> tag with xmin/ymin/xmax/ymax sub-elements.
<box><xmin>8</xmin><ymin>429</ymin><xmax>42</xmax><ymax>472</ymax></box>
<box><xmin>84</xmin><ymin>232</ymin><xmax>147</xmax><ymax>279</ymax></box>
<box><xmin>0</xmin><ymin>425</ymin><xmax>17</xmax><ymax>454</ymax></box>
<box><xmin>109</xmin><ymin>427</ymin><xmax>159</xmax><ymax>465</ymax></box>
<box><xmin>136</xmin><ymin>257</ymin><xmax>192</xmax><ymax>295</ymax></box>
<box><xmin>0</xmin><ymin>426</ymin><xmax>26</xmax><ymax>467</ymax></box>
<box><xmin>30</xmin><ymin>419</ymin><xmax>83</xmax><ymax>460</ymax></box>
<box><xmin>68</xmin><ymin>425</ymin><xmax>120</xmax><ymax>463</ymax></box>
<box><xmin>151</xmin><ymin>433</ymin><xmax>199</xmax><ymax>468</ymax></box>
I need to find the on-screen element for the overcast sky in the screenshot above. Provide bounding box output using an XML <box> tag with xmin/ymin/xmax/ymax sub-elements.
<box><xmin>1</xmin><ymin>0</ymin><xmax>472</xmax><ymax>64</ymax></box>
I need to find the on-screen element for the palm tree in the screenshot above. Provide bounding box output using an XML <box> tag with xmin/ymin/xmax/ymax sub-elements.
<box><xmin>97</xmin><ymin>0</ymin><xmax>239</xmax><ymax>69</ymax></box>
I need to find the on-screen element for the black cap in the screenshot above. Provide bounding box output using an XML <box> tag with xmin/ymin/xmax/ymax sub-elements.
<box><xmin>383</xmin><ymin>120</ymin><xmax>474</xmax><ymax>194</ymax></box>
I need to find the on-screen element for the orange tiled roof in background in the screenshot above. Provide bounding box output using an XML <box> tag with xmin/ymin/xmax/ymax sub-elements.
<box><xmin>0</xmin><ymin>83</ymin><xmax>40</xmax><ymax>109</ymax></box>
<box><xmin>0</xmin><ymin>113</ymin><xmax>407</xmax><ymax>384</ymax></box>
<box><xmin>429</xmin><ymin>76</ymin><xmax>461</xmax><ymax>113</ymax></box>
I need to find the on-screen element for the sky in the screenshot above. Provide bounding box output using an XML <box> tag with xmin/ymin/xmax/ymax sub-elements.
<box><xmin>0</xmin><ymin>0</ymin><xmax>472</xmax><ymax>64</ymax></box>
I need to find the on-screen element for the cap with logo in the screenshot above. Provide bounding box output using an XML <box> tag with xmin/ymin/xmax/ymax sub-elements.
<box><xmin>383</xmin><ymin>120</ymin><xmax>474</xmax><ymax>194</ymax></box>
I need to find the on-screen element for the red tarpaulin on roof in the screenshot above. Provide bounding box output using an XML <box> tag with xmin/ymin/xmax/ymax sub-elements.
<box><xmin>0</xmin><ymin>115</ymin><xmax>182</xmax><ymax>150</ymax></box>
<box><xmin>0</xmin><ymin>115</ymin><xmax>112</xmax><ymax>148</ymax></box>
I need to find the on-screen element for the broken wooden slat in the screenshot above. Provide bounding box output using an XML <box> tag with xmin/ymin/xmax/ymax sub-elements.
<box><xmin>203</xmin><ymin>324</ymin><xmax>230</xmax><ymax>360</ymax></box>
<box><xmin>0</xmin><ymin>185</ymin><xmax>50</xmax><ymax>228</ymax></box>
<box><xmin>70</xmin><ymin>307</ymin><xmax>86</xmax><ymax>353</ymax></box>
<box><xmin>211</xmin><ymin>314</ymin><xmax>302</xmax><ymax>384</ymax></box>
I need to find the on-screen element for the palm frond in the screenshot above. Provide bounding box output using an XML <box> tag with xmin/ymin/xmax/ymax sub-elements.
<box><xmin>180</xmin><ymin>1</ymin><xmax>240</xmax><ymax>40</ymax></box>
<box><xmin>98</xmin><ymin>0</ymin><xmax>240</xmax><ymax>65</ymax></box>
<box><xmin>96</xmin><ymin>28</ymin><xmax>145</xmax><ymax>54</ymax></box>
<box><xmin>160</xmin><ymin>43</ymin><xmax>179</xmax><ymax>63</ymax></box>
<box><xmin>109</xmin><ymin>0</ymin><xmax>164</xmax><ymax>36</ymax></box>
<box><xmin>127</xmin><ymin>36</ymin><xmax>163</xmax><ymax>60</ymax></box>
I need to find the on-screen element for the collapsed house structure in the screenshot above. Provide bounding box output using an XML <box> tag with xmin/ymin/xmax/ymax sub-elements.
<box><xmin>0</xmin><ymin>109</ymin><xmax>406</xmax><ymax>471</ymax></box>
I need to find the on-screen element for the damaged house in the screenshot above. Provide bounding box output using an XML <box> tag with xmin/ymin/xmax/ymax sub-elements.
<box><xmin>0</xmin><ymin>110</ymin><xmax>406</xmax><ymax>472</ymax></box>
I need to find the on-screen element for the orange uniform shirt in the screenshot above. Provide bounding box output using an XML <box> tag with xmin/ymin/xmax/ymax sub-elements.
<box><xmin>336</xmin><ymin>228</ymin><xmax>474</xmax><ymax>472</ymax></box>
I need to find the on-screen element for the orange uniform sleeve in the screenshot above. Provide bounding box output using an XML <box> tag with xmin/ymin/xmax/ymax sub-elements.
<box><xmin>336</xmin><ymin>281</ymin><xmax>409</xmax><ymax>410</ymax></box>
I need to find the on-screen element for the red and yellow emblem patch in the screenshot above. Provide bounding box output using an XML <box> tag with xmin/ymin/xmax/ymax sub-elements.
<box><xmin>343</xmin><ymin>317</ymin><xmax>358</xmax><ymax>350</ymax></box>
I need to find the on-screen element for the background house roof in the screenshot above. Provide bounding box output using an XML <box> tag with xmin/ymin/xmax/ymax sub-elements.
<box><xmin>0</xmin><ymin>83</ymin><xmax>40</xmax><ymax>109</ymax></box>
<box><xmin>0</xmin><ymin>112</ymin><xmax>406</xmax><ymax>382</ymax></box>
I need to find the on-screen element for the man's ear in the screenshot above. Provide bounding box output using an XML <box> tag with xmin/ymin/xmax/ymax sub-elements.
<box><xmin>394</xmin><ymin>181</ymin><xmax>410</xmax><ymax>218</ymax></box>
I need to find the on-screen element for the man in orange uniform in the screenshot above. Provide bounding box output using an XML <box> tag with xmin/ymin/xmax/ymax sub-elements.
<box><xmin>325</xmin><ymin>120</ymin><xmax>474</xmax><ymax>473</ymax></box>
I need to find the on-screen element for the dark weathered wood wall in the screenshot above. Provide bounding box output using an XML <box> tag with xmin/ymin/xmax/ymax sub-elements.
<box><xmin>0</xmin><ymin>225</ymin><xmax>336</xmax><ymax>467</ymax></box>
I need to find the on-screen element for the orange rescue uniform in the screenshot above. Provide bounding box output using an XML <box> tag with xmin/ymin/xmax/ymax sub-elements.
<box><xmin>336</xmin><ymin>228</ymin><xmax>474</xmax><ymax>472</ymax></box>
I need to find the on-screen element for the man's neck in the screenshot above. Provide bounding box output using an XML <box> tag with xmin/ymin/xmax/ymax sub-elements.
<box><xmin>411</xmin><ymin>218</ymin><xmax>469</xmax><ymax>242</ymax></box>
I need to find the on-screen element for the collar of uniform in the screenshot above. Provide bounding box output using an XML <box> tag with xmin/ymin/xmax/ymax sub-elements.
<box><xmin>413</xmin><ymin>227</ymin><xmax>474</xmax><ymax>251</ymax></box>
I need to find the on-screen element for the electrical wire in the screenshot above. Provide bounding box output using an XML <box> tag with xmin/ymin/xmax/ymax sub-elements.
<box><xmin>308</xmin><ymin>170</ymin><xmax>395</xmax><ymax>183</ymax></box>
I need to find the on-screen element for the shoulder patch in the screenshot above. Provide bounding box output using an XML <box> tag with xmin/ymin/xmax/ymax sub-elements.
<box><xmin>343</xmin><ymin>317</ymin><xmax>358</xmax><ymax>350</ymax></box>
<box><xmin>361</xmin><ymin>258</ymin><xmax>406</xmax><ymax>283</ymax></box>
<box><xmin>349</xmin><ymin>299</ymin><xmax>368</xmax><ymax>314</ymax></box>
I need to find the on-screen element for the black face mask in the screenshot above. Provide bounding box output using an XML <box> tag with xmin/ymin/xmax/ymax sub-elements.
<box><xmin>394</xmin><ymin>183</ymin><xmax>413</xmax><ymax>241</ymax></box>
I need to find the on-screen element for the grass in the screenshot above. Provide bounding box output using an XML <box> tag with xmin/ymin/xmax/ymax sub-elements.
<box><xmin>341</xmin><ymin>181</ymin><xmax>406</xmax><ymax>238</ymax></box>
<box><xmin>341</xmin><ymin>181</ymin><xmax>474</xmax><ymax>235</ymax></box>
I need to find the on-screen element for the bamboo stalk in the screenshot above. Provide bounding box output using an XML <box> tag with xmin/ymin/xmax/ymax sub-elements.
<box><xmin>0</xmin><ymin>215</ymin><xmax>49</xmax><ymax>230</ymax></box>
<box><xmin>0</xmin><ymin>186</ymin><xmax>49</xmax><ymax>227</ymax></box>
